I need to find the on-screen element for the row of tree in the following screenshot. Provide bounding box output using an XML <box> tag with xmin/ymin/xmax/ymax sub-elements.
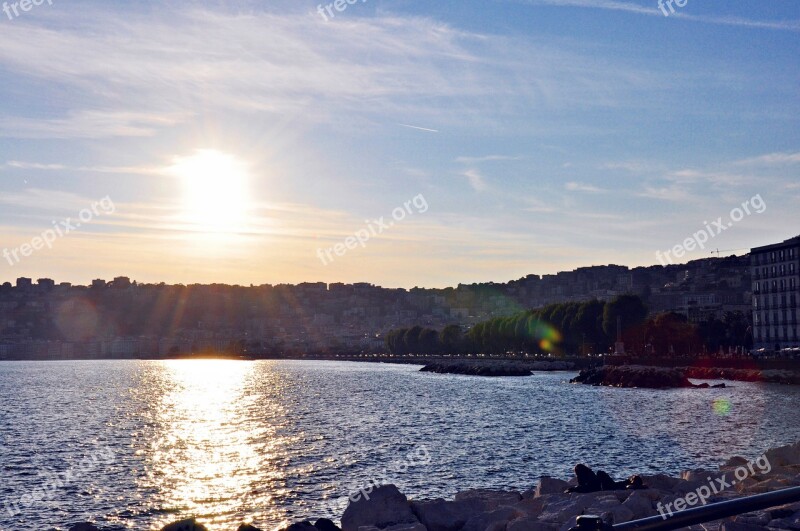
<box><xmin>385</xmin><ymin>295</ymin><xmax>753</xmax><ymax>357</ymax></box>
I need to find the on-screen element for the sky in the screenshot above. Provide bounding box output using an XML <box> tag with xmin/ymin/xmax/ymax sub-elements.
<box><xmin>0</xmin><ymin>0</ymin><xmax>798</xmax><ymax>288</ymax></box>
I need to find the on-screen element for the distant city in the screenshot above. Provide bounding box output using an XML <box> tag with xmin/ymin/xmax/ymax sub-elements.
<box><xmin>1</xmin><ymin>235</ymin><xmax>798</xmax><ymax>360</ymax></box>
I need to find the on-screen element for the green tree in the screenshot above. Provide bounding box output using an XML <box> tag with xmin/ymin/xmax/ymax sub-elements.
<box><xmin>603</xmin><ymin>295</ymin><xmax>648</xmax><ymax>340</ymax></box>
<box><xmin>440</xmin><ymin>325</ymin><xmax>463</xmax><ymax>354</ymax></box>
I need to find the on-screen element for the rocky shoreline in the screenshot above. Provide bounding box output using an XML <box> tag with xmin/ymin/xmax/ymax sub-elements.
<box><xmin>65</xmin><ymin>441</ymin><xmax>800</xmax><ymax>531</ymax></box>
<box><xmin>570</xmin><ymin>365</ymin><xmax>800</xmax><ymax>388</ymax></box>
<box><xmin>570</xmin><ymin>365</ymin><xmax>729</xmax><ymax>389</ymax></box>
<box><xmin>419</xmin><ymin>361</ymin><xmax>575</xmax><ymax>377</ymax></box>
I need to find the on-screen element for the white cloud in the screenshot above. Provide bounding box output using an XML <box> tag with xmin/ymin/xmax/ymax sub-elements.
<box><xmin>735</xmin><ymin>152</ymin><xmax>800</xmax><ymax>166</ymax></box>
<box><xmin>455</xmin><ymin>155</ymin><xmax>523</xmax><ymax>164</ymax></box>
<box><xmin>565</xmin><ymin>181</ymin><xmax>606</xmax><ymax>193</ymax></box>
<box><xmin>462</xmin><ymin>169</ymin><xmax>489</xmax><ymax>192</ymax></box>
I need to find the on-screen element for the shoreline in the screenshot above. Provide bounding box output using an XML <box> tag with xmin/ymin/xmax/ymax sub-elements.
<box><xmin>104</xmin><ymin>441</ymin><xmax>800</xmax><ymax>531</ymax></box>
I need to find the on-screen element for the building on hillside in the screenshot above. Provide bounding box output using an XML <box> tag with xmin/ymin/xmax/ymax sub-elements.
<box><xmin>751</xmin><ymin>235</ymin><xmax>800</xmax><ymax>352</ymax></box>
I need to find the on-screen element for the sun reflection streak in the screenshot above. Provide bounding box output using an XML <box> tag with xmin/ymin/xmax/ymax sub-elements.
<box><xmin>142</xmin><ymin>360</ymin><xmax>289</xmax><ymax>531</ymax></box>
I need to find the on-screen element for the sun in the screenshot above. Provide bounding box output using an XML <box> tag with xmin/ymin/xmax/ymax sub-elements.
<box><xmin>169</xmin><ymin>149</ymin><xmax>251</xmax><ymax>234</ymax></box>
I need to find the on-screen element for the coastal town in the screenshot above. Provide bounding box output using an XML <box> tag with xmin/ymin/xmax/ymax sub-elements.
<box><xmin>1</xmin><ymin>235</ymin><xmax>796</xmax><ymax>360</ymax></box>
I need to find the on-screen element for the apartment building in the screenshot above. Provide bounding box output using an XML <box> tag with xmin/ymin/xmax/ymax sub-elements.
<box><xmin>751</xmin><ymin>235</ymin><xmax>800</xmax><ymax>351</ymax></box>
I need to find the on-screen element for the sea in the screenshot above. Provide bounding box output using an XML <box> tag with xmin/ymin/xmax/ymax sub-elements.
<box><xmin>0</xmin><ymin>360</ymin><xmax>798</xmax><ymax>530</ymax></box>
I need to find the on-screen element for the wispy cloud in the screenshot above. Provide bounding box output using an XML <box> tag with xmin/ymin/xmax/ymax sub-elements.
<box><xmin>6</xmin><ymin>161</ymin><xmax>66</xmax><ymax>171</ymax></box>
<box><xmin>735</xmin><ymin>151</ymin><xmax>800</xmax><ymax>166</ymax></box>
<box><xmin>520</xmin><ymin>0</ymin><xmax>800</xmax><ymax>32</ymax></box>
<box><xmin>398</xmin><ymin>123</ymin><xmax>439</xmax><ymax>133</ymax></box>
<box><xmin>455</xmin><ymin>155</ymin><xmax>523</xmax><ymax>164</ymax></box>
<box><xmin>565</xmin><ymin>181</ymin><xmax>606</xmax><ymax>193</ymax></box>
<box><xmin>462</xmin><ymin>169</ymin><xmax>489</xmax><ymax>192</ymax></box>
<box><xmin>0</xmin><ymin>7</ymin><xmax>663</xmax><ymax>139</ymax></box>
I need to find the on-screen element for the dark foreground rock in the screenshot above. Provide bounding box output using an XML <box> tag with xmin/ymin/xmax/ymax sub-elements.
<box><xmin>337</xmin><ymin>441</ymin><xmax>800</xmax><ymax>531</ymax></box>
<box><xmin>420</xmin><ymin>362</ymin><xmax>533</xmax><ymax>377</ymax></box>
<box><xmin>571</xmin><ymin>365</ymin><xmax>727</xmax><ymax>389</ymax></box>
<box><xmin>162</xmin><ymin>519</ymin><xmax>209</xmax><ymax>531</ymax></box>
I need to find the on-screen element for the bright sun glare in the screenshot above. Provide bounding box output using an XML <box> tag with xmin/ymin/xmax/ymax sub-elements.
<box><xmin>170</xmin><ymin>149</ymin><xmax>251</xmax><ymax>234</ymax></box>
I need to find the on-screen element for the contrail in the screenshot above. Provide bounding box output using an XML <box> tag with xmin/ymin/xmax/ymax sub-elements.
<box><xmin>398</xmin><ymin>123</ymin><xmax>439</xmax><ymax>133</ymax></box>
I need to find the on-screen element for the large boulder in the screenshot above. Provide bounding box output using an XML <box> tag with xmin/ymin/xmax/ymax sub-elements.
<box><xmin>620</xmin><ymin>490</ymin><xmax>656</xmax><ymax>520</ymax></box>
<box><xmin>454</xmin><ymin>489</ymin><xmax>523</xmax><ymax>511</ymax></box>
<box><xmin>506</xmin><ymin>517</ymin><xmax>559</xmax><ymax>531</ymax></box>
<box><xmin>69</xmin><ymin>524</ymin><xmax>100</xmax><ymax>531</ymax></box>
<box><xmin>767</xmin><ymin>511</ymin><xmax>800</xmax><ymax>530</ymax></box>
<box><xmin>341</xmin><ymin>484</ymin><xmax>421</xmax><ymax>531</ymax></box>
<box><xmin>535</xmin><ymin>477</ymin><xmax>569</xmax><ymax>497</ymax></box>
<box><xmin>238</xmin><ymin>525</ymin><xmax>262</xmax><ymax>531</ymax></box>
<box><xmin>766</xmin><ymin>442</ymin><xmax>800</xmax><ymax>467</ymax></box>
<box><xmin>411</xmin><ymin>498</ymin><xmax>485</xmax><ymax>531</ymax></box>
<box><xmin>315</xmin><ymin>518</ymin><xmax>342</xmax><ymax>531</ymax></box>
<box><xmin>639</xmin><ymin>474</ymin><xmax>681</xmax><ymax>492</ymax></box>
<box><xmin>461</xmin><ymin>507</ymin><xmax>522</xmax><ymax>531</ymax></box>
<box><xmin>285</xmin><ymin>521</ymin><xmax>318</xmax><ymax>531</ymax></box>
<box><xmin>161</xmin><ymin>519</ymin><xmax>209</xmax><ymax>531</ymax></box>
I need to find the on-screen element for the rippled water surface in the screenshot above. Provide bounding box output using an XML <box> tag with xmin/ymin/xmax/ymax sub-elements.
<box><xmin>1</xmin><ymin>360</ymin><xmax>799</xmax><ymax>530</ymax></box>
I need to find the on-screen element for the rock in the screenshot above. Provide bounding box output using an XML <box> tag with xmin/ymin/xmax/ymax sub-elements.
<box><xmin>771</xmin><ymin>508</ymin><xmax>798</xmax><ymax>520</ymax></box>
<box><xmin>161</xmin><ymin>519</ymin><xmax>209</xmax><ymax>531</ymax></box>
<box><xmin>535</xmin><ymin>477</ymin><xmax>569</xmax><ymax>496</ymax></box>
<box><xmin>621</xmin><ymin>490</ymin><xmax>655</xmax><ymax>519</ymax></box>
<box><xmin>748</xmin><ymin>478</ymin><xmax>792</xmax><ymax>493</ymax></box>
<box><xmin>720</xmin><ymin>521</ymin><xmax>773</xmax><ymax>531</ymax></box>
<box><xmin>454</xmin><ymin>489</ymin><xmax>523</xmax><ymax>511</ymax></box>
<box><xmin>766</xmin><ymin>442</ymin><xmax>800</xmax><ymax>467</ymax></box>
<box><xmin>570</xmin><ymin>366</ymin><xmax>696</xmax><ymax>389</ymax></box>
<box><xmin>238</xmin><ymin>525</ymin><xmax>262</xmax><ymax>531</ymax></box>
<box><xmin>420</xmin><ymin>362</ymin><xmax>532</xmax><ymax>377</ymax></box>
<box><xmin>315</xmin><ymin>519</ymin><xmax>342</xmax><ymax>531</ymax></box>
<box><xmin>733</xmin><ymin>511</ymin><xmax>771</xmax><ymax>526</ymax></box>
<box><xmin>341</xmin><ymin>484</ymin><xmax>421</xmax><ymax>531</ymax></box>
<box><xmin>603</xmin><ymin>505</ymin><xmax>634</xmax><ymax>524</ymax></box>
<box><xmin>537</xmin><ymin>497</ymin><xmax>592</xmax><ymax>523</ymax></box>
<box><xmin>722</xmin><ymin>456</ymin><xmax>750</xmax><ymax>469</ymax></box>
<box><xmin>507</xmin><ymin>517</ymin><xmax>560</xmax><ymax>531</ymax></box>
<box><xmin>513</xmin><ymin>494</ymin><xmax>553</xmax><ymax>518</ymax></box>
<box><xmin>766</xmin><ymin>512</ymin><xmax>800</xmax><ymax>530</ymax></box>
<box><xmin>461</xmin><ymin>507</ymin><xmax>521</xmax><ymax>531</ymax></box>
<box><xmin>379</xmin><ymin>523</ymin><xmax>427</xmax><ymax>531</ymax></box>
<box><xmin>681</xmin><ymin>469</ymin><xmax>725</xmax><ymax>483</ymax></box>
<box><xmin>69</xmin><ymin>524</ymin><xmax>100</xmax><ymax>531</ymax></box>
<box><xmin>411</xmin><ymin>498</ymin><xmax>485</xmax><ymax>531</ymax></box>
<box><xmin>285</xmin><ymin>521</ymin><xmax>318</xmax><ymax>531</ymax></box>
<box><xmin>640</xmin><ymin>473</ymin><xmax>681</xmax><ymax>491</ymax></box>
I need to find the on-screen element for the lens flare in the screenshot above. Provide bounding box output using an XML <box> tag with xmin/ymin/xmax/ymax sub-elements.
<box><xmin>713</xmin><ymin>398</ymin><xmax>732</xmax><ymax>416</ymax></box>
<box><xmin>526</xmin><ymin>319</ymin><xmax>563</xmax><ymax>353</ymax></box>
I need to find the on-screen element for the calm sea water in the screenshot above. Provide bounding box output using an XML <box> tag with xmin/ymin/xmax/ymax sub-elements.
<box><xmin>0</xmin><ymin>360</ymin><xmax>798</xmax><ymax>531</ymax></box>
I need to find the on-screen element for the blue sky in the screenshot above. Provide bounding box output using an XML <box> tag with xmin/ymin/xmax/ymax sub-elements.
<box><xmin>0</xmin><ymin>0</ymin><xmax>798</xmax><ymax>287</ymax></box>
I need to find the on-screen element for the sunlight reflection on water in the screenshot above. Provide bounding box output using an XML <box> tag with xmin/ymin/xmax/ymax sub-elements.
<box><xmin>1</xmin><ymin>360</ymin><xmax>799</xmax><ymax>531</ymax></box>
